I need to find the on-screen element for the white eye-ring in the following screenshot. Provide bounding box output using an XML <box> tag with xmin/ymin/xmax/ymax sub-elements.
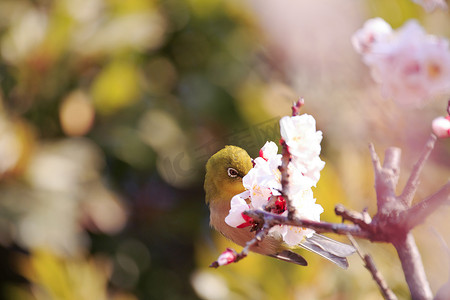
<box><xmin>227</xmin><ymin>167</ymin><xmax>239</xmax><ymax>178</ymax></box>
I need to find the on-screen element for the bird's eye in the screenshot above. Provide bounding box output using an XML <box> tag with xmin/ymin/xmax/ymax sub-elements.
<box><xmin>227</xmin><ymin>167</ymin><xmax>239</xmax><ymax>178</ymax></box>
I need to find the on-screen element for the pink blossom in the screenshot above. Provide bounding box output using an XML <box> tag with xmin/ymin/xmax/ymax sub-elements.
<box><xmin>351</xmin><ymin>17</ymin><xmax>393</xmax><ymax>55</ymax></box>
<box><xmin>353</xmin><ymin>19</ymin><xmax>450</xmax><ymax>106</ymax></box>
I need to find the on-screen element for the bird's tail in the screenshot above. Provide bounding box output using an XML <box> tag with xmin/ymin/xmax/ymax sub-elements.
<box><xmin>299</xmin><ymin>233</ymin><xmax>356</xmax><ymax>269</ymax></box>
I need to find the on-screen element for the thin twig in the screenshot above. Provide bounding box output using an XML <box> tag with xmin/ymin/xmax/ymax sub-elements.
<box><xmin>399</xmin><ymin>134</ymin><xmax>437</xmax><ymax>206</ymax></box>
<box><xmin>291</xmin><ymin>97</ymin><xmax>304</xmax><ymax>116</ymax></box>
<box><xmin>335</xmin><ymin>204</ymin><xmax>372</xmax><ymax>230</ymax></box>
<box><xmin>370</xmin><ymin>143</ymin><xmax>386</xmax><ymax>211</ymax></box>
<box><xmin>346</xmin><ymin>234</ymin><xmax>398</xmax><ymax>300</ymax></box>
<box><xmin>430</xmin><ymin>227</ymin><xmax>450</xmax><ymax>269</ymax></box>
<box><xmin>400</xmin><ymin>181</ymin><xmax>450</xmax><ymax>231</ymax></box>
<box><xmin>209</xmin><ymin>223</ymin><xmax>272</xmax><ymax>268</ymax></box>
<box><xmin>369</xmin><ymin>143</ymin><xmax>382</xmax><ymax>175</ymax></box>
<box><xmin>240</xmin><ymin>223</ymin><xmax>271</xmax><ymax>257</ymax></box>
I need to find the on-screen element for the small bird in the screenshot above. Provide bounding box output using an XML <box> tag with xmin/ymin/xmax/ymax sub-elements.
<box><xmin>204</xmin><ymin>145</ymin><xmax>355</xmax><ymax>268</ymax></box>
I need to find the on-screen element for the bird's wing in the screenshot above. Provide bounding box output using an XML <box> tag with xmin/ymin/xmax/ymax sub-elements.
<box><xmin>269</xmin><ymin>250</ymin><xmax>308</xmax><ymax>266</ymax></box>
<box><xmin>298</xmin><ymin>233</ymin><xmax>356</xmax><ymax>269</ymax></box>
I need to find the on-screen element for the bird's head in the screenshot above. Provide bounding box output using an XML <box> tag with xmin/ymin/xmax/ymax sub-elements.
<box><xmin>204</xmin><ymin>146</ymin><xmax>253</xmax><ymax>205</ymax></box>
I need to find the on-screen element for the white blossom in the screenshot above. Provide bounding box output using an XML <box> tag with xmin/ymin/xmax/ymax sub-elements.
<box><xmin>225</xmin><ymin>192</ymin><xmax>252</xmax><ymax>228</ymax></box>
<box><xmin>280</xmin><ymin>115</ymin><xmax>325</xmax><ymax>187</ymax></box>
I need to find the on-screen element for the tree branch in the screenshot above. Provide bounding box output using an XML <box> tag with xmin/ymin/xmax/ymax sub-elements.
<box><xmin>393</xmin><ymin>233</ymin><xmax>433</xmax><ymax>300</ymax></box>
<box><xmin>279</xmin><ymin>98</ymin><xmax>304</xmax><ymax>220</ymax></box>
<box><xmin>241</xmin><ymin>223</ymin><xmax>272</xmax><ymax>258</ymax></box>
<box><xmin>399</xmin><ymin>134</ymin><xmax>437</xmax><ymax>206</ymax></box>
<box><xmin>278</xmin><ymin>98</ymin><xmax>305</xmax><ymax>220</ymax></box>
<box><xmin>370</xmin><ymin>144</ymin><xmax>402</xmax><ymax>212</ymax></box>
<box><xmin>369</xmin><ymin>143</ymin><xmax>382</xmax><ymax>174</ymax></box>
<box><xmin>245</xmin><ymin>210</ymin><xmax>371</xmax><ymax>239</ymax></box>
<box><xmin>279</xmin><ymin>139</ymin><xmax>296</xmax><ymax>219</ymax></box>
<box><xmin>400</xmin><ymin>181</ymin><xmax>450</xmax><ymax>231</ymax></box>
<box><xmin>335</xmin><ymin>204</ymin><xmax>372</xmax><ymax>230</ymax></box>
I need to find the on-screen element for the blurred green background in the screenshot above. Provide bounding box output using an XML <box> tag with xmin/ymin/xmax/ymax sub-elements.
<box><xmin>0</xmin><ymin>0</ymin><xmax>449</xmax><ymax>299</ymax></box>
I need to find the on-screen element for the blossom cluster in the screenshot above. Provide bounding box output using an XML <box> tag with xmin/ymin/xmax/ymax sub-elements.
<box><xmin>352</xmin><ymin>18</ymin><xmax>450</xmax><ymax>107</ymax></box>
<box><xmin>225</xmin><ymin>114</ymin><xmax>325</xmax><ymax>246</ymax></box>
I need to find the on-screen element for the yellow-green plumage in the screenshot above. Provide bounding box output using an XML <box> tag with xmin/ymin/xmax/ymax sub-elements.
<box><xmin>204</xmin><ymin>145</ymin><xmax>355</xmax><ymax>268</ymax></box>
<box><xmin>204</xmin><ymin>146</ymin><xmax>252</xmax><ymax>205</ymax></box>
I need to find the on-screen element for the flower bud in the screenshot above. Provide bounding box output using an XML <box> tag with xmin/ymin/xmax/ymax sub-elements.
<box><xmin>432</xmin><ymin>116</ymin><xmax>450</xmax><ymax>138</ymax></box>
<box><xmin>217</xmin><ymin>248</ymin><xmax>237</xmax><ymax>266</ymax></box>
